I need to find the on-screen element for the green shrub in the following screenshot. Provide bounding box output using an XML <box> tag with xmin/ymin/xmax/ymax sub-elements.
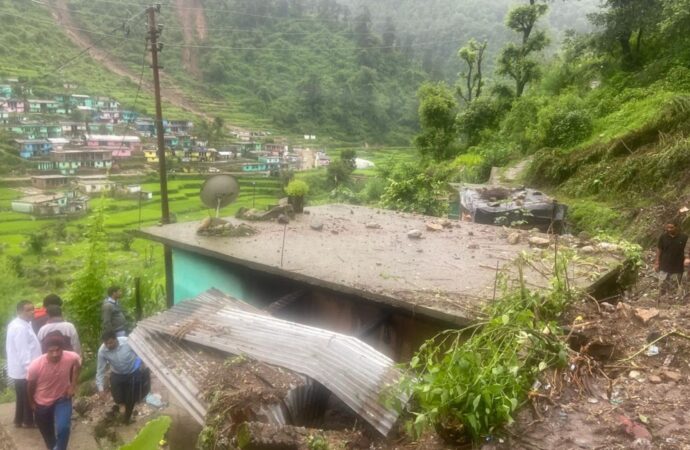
<box><xmin>567</xmin><ymin>199</ymin><xmax>623</xmax><ymax>236</ymax></box>
<box><xmin>543</xmin><ymin>110</ymin><xmax>593</xmax><ymax>148</ymax></box>
<box><xmin>285</xmin><ymin>179</ymin><xmax>309</xmax><ymax>197</ymax></box>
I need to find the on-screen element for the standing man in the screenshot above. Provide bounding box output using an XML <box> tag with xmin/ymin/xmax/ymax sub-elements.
<box><xmin>96</xmin><ymin>331</ymin><xmax>150</xmax><ymax>424</ymax></box>
<box><xmin>6</xmin><ymin>300</ymin><xmax>42</xmax><ymax>428</ymax></box>
<box><xmin>655</xmin><ymin>221</ymin><xmax>690</xmax><ymax>299</ymax></box>
<box><xmin>27</xmin><ymin>332</ymin><xmax>80</xmax><ymax>450</ymax></box>
<box><xmin>101</xmin><ymin>286</ymin><xmax>128</xmax><ymax>337</ymax></box>
<box><xmin>32</xmin><ymin>294</ymin><xmax>63</xmax><ymax>335</ymax></box>
<box><xmin>37</xmin><ymin>305</ymin><xmax>81</xmax><ymax>355</ymax></box>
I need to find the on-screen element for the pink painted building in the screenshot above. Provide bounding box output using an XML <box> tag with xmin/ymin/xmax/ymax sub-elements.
<box><xmin>85</xmin><ymin>134</ymin><xmax>141</xmax><ymax>158</ymax></box>
<box><xmin>0</xmin><ymin>99</ymin><xmax>25</xmax><ymax>114</ymax></box>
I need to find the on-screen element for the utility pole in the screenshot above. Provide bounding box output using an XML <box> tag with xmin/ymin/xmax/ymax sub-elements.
<box><xmin>148</xmin><ymin>4</ymin><xmax>174</xmax><ymax>307</ymax></box>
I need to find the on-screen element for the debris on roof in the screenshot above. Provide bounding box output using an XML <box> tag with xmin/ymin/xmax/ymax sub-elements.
<box><xmin>459</xmin><ymin>185</ymin><xmax>568</xmax><ymax>232</ymax></box>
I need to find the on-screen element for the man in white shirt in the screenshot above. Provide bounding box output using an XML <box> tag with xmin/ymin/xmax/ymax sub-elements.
<box><xmin>6</xmin><ymin>300</ymin><xmax>42</xmax><ymax>427</ymax></box>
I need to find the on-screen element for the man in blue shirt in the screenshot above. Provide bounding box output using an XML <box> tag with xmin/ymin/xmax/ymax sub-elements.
<box><xmin>96</xmin><ymin>330</ymin><xmax>150</xmax><ymax>423</ymax></box>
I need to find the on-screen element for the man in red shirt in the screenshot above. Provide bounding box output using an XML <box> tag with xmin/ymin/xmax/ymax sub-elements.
<box><xmin>27</xmin><ymin>332</ymin><xmax>81</xmax><ymax>450</ymax></box>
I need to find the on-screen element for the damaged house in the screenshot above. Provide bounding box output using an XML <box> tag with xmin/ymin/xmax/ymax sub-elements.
<box><xmin>136</xmin><ymin>204</ymin><xmax>625</xmax><ymax>445</ymax></box>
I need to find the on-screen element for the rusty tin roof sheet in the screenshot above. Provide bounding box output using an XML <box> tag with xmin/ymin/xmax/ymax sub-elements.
<box><xmin>129</xmin><ymin>288</ymin><xmax>405</xmax><ymax>436</ymax></box>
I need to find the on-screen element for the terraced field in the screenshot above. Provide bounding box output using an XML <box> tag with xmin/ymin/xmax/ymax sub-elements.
<box><xmin>0</xmin><ymin>176</ymin><xmax>282</xmax><ymax>304</ymax></box>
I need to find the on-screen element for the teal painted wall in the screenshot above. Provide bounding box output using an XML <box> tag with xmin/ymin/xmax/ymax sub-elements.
<box><xmin>172</xmin><ymin>249</ymin><xmax>248</xmax><ymax>304</ymax></box>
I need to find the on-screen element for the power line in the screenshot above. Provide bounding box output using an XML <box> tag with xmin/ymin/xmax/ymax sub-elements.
<box><xmin>158</xmin><ymin>38</ymin><xmax>463</xmax><ymax>52</ymax></box>
<box><xmin>68</xmin><ymin>0</ymin><xmax>447</xmax><ymax>26</ymax></box>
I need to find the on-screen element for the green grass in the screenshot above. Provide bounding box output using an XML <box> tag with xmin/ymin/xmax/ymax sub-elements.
<box><xmin>0</xmin><ymin>176</ymin><xmax>282</xmax><ymax>308</ymax></box>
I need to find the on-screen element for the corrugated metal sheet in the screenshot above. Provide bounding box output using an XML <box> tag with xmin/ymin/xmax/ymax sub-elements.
<box><xmin>129</xmin><ymin>288</ymin><xmax>405</xmax><ymax>436</ymax></box>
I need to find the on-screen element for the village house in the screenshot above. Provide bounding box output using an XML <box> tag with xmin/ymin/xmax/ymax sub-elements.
<box><xmin>95</xmin><ymin>109</ymin><xmax>121</xmax><ymax>124</ymax></box>
<box><xmin>16</xmin><ymin>139</ymin><xmax>52</xmax><ymax>159</ymax></box>
<box><xmin>0</xmin><ymin>98</ymin><xmax>24</xmax><ymax>114</ymax></box>
<box><xmin>139</xmin><ymin>205</ymin><xmax>624</xmax><ymax>363</ymax></box>
<box><xmin>11</xmin><ymin>191</ymin><xmax>88</xmax><ymax>217</ymax></box>
<box><xmin>31</xmin><ymin>175</ymin><xmax>69</xmax><ymax>190</ymax></box>
<box><xmin>50</xmin><ymin>148</ymin><xmax>113</xmax><ymax>174</ymax></box>
<box><xmin>0</xmin><ymin>84</ymin><xmax>12</xmax><ymax>97</ymax></box>
<box><xmin>168</xmin><ymin>119</ymin><xmax>193</xmax><ymax>135</ymax></box>
<box><xmin>9</xmin><ymin>123</ymin><xmax>62</xmax><ymax>139</ymax></box>
<box><xmin>26</xmin><ymin>99</ymin><xmax>62</xmax><ymax>114</ymax></box>
<box><xmin>181</xmin><ymin>147</ymin><xmax>216</xmax><ymax>162</ymax></box>
<box><xmin>315</xmin><ymin>151</ymin><xmax>331</xmax><ymax>167</ymax></box>
<box><xmin>94</xmin><ymin>96</ymin><xmax>120</xmax><ymax>110</ymax></box>
<box><xmin>75</xmin><ymin>175</ymin><xmax>116</xmax><ymax>194</ymax></box>
<box><xmin>59</xmin><ymin>121</ymin><xmax>89</xmax><ymax>137</ymax></box>
<box><xmin>68</xmin><ymin>94</ymin><xmax>95</xmax><ymax>110</ymax></box>
<box><xmin>264</xmin><ymin>143</ymin><xmax>288</xmax><ymax>155</ymax></box>
<box><xmin>85</xmin><ymin>134</ymin><xmax>142</xmax><ymax>157</ymax></box>
<box><xmin>144</xmin><ymin>148</ymin><xmax>175</xmax><ymax>163</ymax></box>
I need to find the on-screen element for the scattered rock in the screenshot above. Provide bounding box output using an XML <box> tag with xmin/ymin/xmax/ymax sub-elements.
<box><xmin>468</xmin><ymin>244</ymin><xmax>479</xmax><ymax>250</ymax></box>
<box><xmin>507</xmin><ymin>232</ymin><xmax>521</xmax><ymax>245</ymax></box>
<box><xmin>277</xmin><ymin>214</ymin><xmax>290</xmax><ymax>224</ymax></box>
<box><xmin>407</xmin><ymin>229</ymin><xmax>422</xmax><ymax>239</ymax></box>
<box><xmin>467</xmin><ymin>231</ymin><xmax>474</xmax><ymax>236</ymax></box>
<box><xmin>237</xmin><ymin>204</ymin><xmax>295</xmax><ymax>221</ymax></box>
<box><xmin>365</xmin><ymin>222</ymin><xmax>381</xmax><ymax>229</ymax></box>
<box><xmin>426</xmin><ymin>222</ymin><xmax>444</xmax><ymax>232</ymax></box>
<box><xmin>617</xmin><ymin>302</ymin><xmax>633</xmax><ymax>318</ymax></box>
<box><xmin>662</xmin><ymin>370</ymin><xmax>682</xmax><ymax>382</ymax></box>
<box><xmin>278</xmin><ymin>197</ymin><xmax>289</xmax><ymax>206</ymax></box>
<box><xmin>309</xmin><ymin>220</ymin><xmax>324</xmax><ymax>231</ymax></box>
<box><xmin>628</xmin><ymin>370</ymin><xmax>644</xmax><ymax>381</ymax></box>
<box><xmin>618</xmin><ymin>415</ymin><xmax>652</xmax><ymax>440</ymax></box>
<box><xmin>634</xmin><ymin>308</ymin><xmax>659</xmax><ymax>324</ymax></box>
<box><xmin>598</xmin><ymin>242</ymin><xmax>621</xmax><ymax>252</ymax></box>
<box><xmin>528</xmin><ymin>236</ymin><xmax>551</xmax><ymax>248</ymax></box>
<box><xmin>439</xmin><ymin>218</ymin><xmax>453</xmax><ymax>228</ymax></box>
<box><xmin>581</xmin><ymin>245</ymin><xmax>597</xmax><ymax>254</ymax></box>
<box><xmin>648</xmin><ymin>375</ymin><xmax>662</xmax><ymax>384</ymax></box>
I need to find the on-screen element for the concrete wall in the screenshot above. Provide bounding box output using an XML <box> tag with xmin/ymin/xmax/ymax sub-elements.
<box><xmin>171</xmin><ymin>248</ymin><xmax>451</xmax><ymax>361</ymax></box>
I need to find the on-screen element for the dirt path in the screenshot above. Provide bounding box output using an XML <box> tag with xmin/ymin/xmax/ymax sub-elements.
<box><xmin>46</xmin><ymin>0</ymin><xmax>240</xmax><ymax>128</ymax></box>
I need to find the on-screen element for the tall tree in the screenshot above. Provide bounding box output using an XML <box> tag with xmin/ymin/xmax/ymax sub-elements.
<box><xmin>497</xmin><ymin>1</ymin><xmax>549</xmax><ymax>97</ymax></box>
<box><xmin>457</xmin><ymin>39</ymin><xmax>488</xmax><ymax>103</ymax></box>
<box><xmin>588</xmin><ymin>0</ymin><xmax>662</xmax><ymax>67</ymax></box>
<box><xmin>413</xmin><ymin>82</ymin><xmax>459</xmax><ymax>161</ymax></box>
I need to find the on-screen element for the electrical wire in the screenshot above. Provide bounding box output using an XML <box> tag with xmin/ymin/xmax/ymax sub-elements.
<box><xmin>66</xmin><ymin>0</ymin><xmax>447</xmax><ymax>27</ymax></box>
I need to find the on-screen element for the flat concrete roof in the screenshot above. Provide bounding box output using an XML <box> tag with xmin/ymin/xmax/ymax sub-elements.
<box><xmin>140</xmin><ymin>204</ymin><xmax>624</xmax><ymax>325</ymax></box>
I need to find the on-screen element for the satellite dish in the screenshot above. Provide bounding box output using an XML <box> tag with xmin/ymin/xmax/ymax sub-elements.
<box><xmin>200</xmin><ymin>174</ymin><xmax>240</xmax><ymax>217</ymax></box>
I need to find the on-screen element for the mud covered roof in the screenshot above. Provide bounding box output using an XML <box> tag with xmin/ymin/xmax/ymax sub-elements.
<box><xmin>140</xmin><ymin>204</ymin><xmax>625</xmax><ymax>325</ymax></box>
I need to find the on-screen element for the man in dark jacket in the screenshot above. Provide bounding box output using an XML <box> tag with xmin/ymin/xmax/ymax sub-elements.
<box><xmin>655</xmin><ymin>221</ymin><xmax>689</xmax><ymax>299</ymax></box>
<box><xmin>101</xmin><ymin>286</ymin><xmax>128</xmax><ymax>337</ymax></box>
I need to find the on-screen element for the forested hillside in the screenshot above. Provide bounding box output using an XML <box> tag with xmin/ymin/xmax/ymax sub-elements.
<box><xmin>65</xmin><ymin>0</ymin><xmax>428</xmax><ymax>143</ymax></box>
<box><xmin>375</xmin><ymin>0</ymin><xmax>690</xmax><ymax>242</ymax></box>
<box><xmin>340</xmin><ymin>0</ymin><xmax>600</xmax><ymax>80</ymax></box>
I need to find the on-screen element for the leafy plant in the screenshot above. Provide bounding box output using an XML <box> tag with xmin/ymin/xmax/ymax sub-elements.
<box><xmin>66</xmin><ymin>205</ymin><xmax>107</xmax><ymax>352</ymax></box>
<box><xmin>119</xmin><ymin>416</ymin><xmax>171</xmax><ymax>450</ymax></box>
<box><xmin>285</xmin><ymin>179</ymin><xmax>310</xmax><ymax>197</ymax></box>
<box><xmin>395</xmin><ymin>254</ymin><xmax>573</xmax><ymax>443</ymax></box>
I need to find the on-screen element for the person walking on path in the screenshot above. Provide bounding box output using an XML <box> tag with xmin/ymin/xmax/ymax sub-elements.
<box><xmin>6</xmin><ymin>300</ymin><xmax>42</xmax><ymax>428</ymax></box>
<box><xmin>101</xmin><ymin>286</ymin><xmax>128</xmax><ymax>337</ymax></box>
<box><xmin>655</xmin><ymin>221</ymin><xmax>690</xmax><ymax>299</ymax></box>
<box><xmin>37</xmin><ymin>305</ymin><xmax>81</xmax><ymax>355</ymax></box>
<box><xmin>96</xmin><ymin>331</ymin><xmax>150</xmax><ymax>424</ymax></box>
<box><xmin>32</xmin><ymin>294</ymin><xmax>62</xmax><ymax>335</ymax></box>
<box><xmin>27</xmin><ymin>332</ymin><xmax>81</xmax><ymax>450</ymax></box>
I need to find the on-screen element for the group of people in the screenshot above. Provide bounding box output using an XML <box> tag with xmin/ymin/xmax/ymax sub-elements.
<box><xmin>5</xmin><ymin>286</ymin><xmax>150</xmax><ymax>450</ymax></box>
